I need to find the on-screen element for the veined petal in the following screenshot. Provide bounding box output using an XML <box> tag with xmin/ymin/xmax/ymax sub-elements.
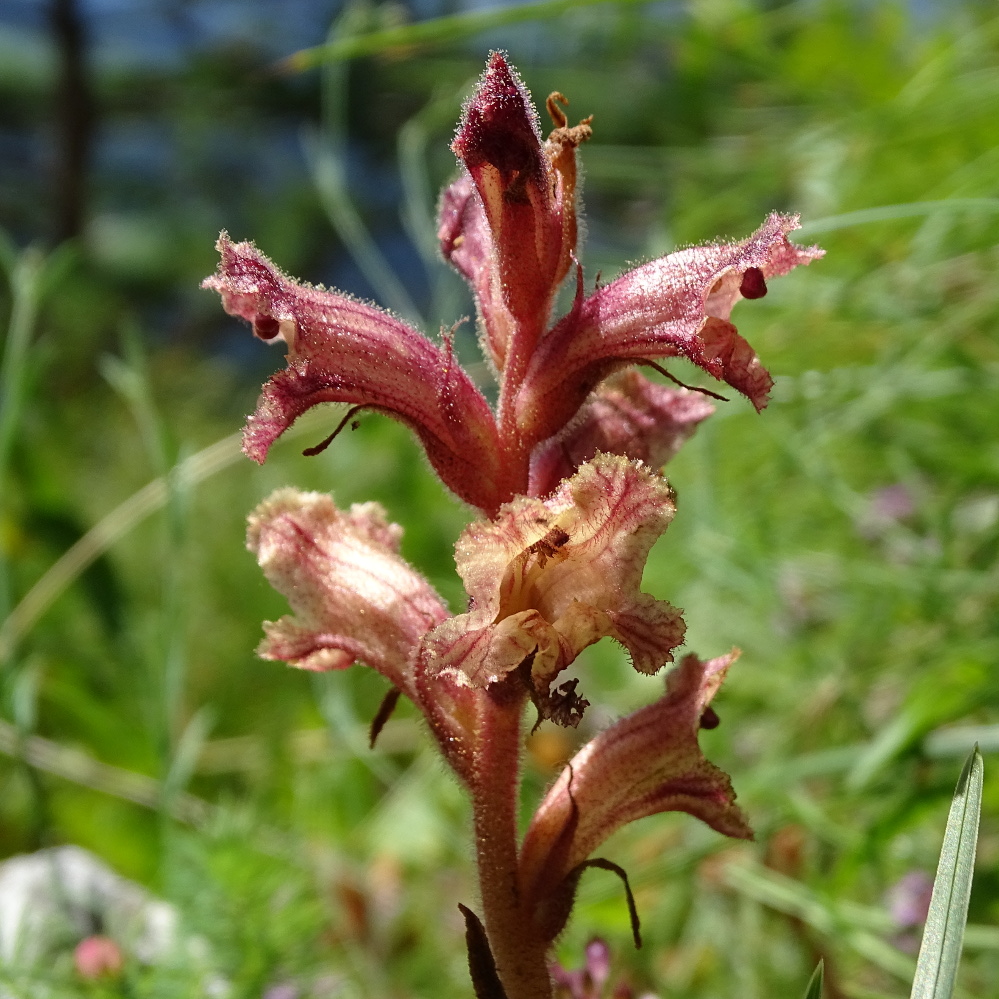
<box><xmin>420</xmin><ymin>455</ymin><xmax>685</xmax><ymax>723</ymax></box>
<box><xmin>519</xmin><ymin>651</ymin><xmax>752</xmax><ymax>925</ymax></box>
<box><xmin>528</xmin><ymin>370</ymin><xmax>715</xmax><ymax>496</ymax></box>
<box><xmin>246</xmin><ymin>488</ymin><xmax>448</xmax><ymax>699</ymax></box>
<box><xmin>422</xmin><ymin>608</ymin><xmax>561</xmax><ymax>688</ymax></box>
<box><xmin>203</xmin><ymin>234</ymin><xmax>506</xmax><ymax>514</ymax></box>
<box><xmin>516</xmin><ymin>213</ymin><xmax>823</xmax><ymax>444</ymax></box>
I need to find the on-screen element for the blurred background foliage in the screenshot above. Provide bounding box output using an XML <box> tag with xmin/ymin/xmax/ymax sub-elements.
<box><xmin>1</xmin><ymin>0</ymin><xmax>998</xmax><ymax>995</ymax></box>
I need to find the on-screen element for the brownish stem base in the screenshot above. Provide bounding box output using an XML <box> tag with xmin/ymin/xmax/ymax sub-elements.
<box><xmin>471</xmin><ymin>691</ymin><xmax>552</xmax><ymax>999</ymax></box>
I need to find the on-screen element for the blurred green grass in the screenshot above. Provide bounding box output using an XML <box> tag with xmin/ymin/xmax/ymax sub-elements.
<box><xmin>1</xmin><ymin>0</ymin><xmax>998</xmax><ymax>996</ymax></box>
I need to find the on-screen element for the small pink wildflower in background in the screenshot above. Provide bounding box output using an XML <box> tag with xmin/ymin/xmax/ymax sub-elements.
<box><xmin>551</xmin><ymin>938</ymin><xmax>660</xmax><ymax>999</ymax></box>
<box><xmin>886</xmin><ymin>870</ymin><xmax>935</xmax><ymax>953</ymax></box>
<box><xmin>204</xmin><ymin>51</ymin><xmax>823</xmax><ymax>999</ymax></box>
<box><xmin>73</xmin><ymin>935</ymin><xmax>124</xmax><ymax>980</ymax></box>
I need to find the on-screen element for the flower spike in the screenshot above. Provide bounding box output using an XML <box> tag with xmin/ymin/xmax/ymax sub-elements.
<box><xmin>212</xmin><ymin>53</ymin><xmax>827</xmax><ymax>998</ymax></box>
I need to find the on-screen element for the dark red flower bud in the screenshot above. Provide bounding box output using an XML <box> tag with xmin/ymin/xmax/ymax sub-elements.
<box><xmin>452</xmin><ymin>52</ymin><xmax>591</xmax><ymax>373</ymax></box>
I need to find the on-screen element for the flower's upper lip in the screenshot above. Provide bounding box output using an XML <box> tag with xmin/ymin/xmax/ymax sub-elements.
<box><xmin>513</xmin><ymin>212</ymin><xmax>823</xmax><ymax>445</ymax></box>
<box><xmin>452</xmin><ymin>51</ymin><xmax>544</xmax><ymax>179</ymax></box>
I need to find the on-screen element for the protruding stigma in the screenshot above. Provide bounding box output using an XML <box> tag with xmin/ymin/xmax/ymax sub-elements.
<box><xmin>546</xmin><ymin>91</ymin><xmax>569</xmax><ymax>128</ymax></box>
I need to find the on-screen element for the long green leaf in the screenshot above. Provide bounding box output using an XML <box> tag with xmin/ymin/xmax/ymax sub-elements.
<box><xmin>909</xmin><ymin>747</ymin><xmax>984</xmax><ymax>999</ymax></box>
<box><xmin>796</xmin><ymin>198</ymin><xmax>999</xmax><ymax>237</ymax></box>
<box><xmin>803</xmin><ymin>960</ymin><xmax>824</xmax><ymax>999</ymax></box>
<box><xmin>0</xmin><ymin>407</ymin><xmax>336</xmax><ymax>666</ymax></box>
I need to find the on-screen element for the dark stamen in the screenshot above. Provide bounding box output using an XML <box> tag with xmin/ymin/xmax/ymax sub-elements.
<box><xmin>700</xmin><ymin>706</ymin><xmax>721</xmax><ymax>730</ymax></box>
<box><xmin>638</xmin><ymin>360</ymin><xmax>730</xmax><ymax>402</ymax></box>
<box><xmin>369</xmin><ymin>687</ymin><xmax>402</xmax><ymax>749</ymax></box>
<box><xmin>576</xmin><ymin>858</ymin><xmax>642</xmax><ymax>949</ymax></box>
<box><xmin>302</xmin><ymin>405</ymin><xmax>368</xmax><ymax>456</ymax></box>
<box><xmin>525</xmin><ymin>525</ymin><xmax>570</xmax><ymax>568</ymax></box>
<box><xmin>739</xmin><ymin>266</ymin><xmax>768</xmax><ymax>299</ymax></box>
<box><xmin>253</xmin><ymin>315</ymin><xmax>280</xmax><ymax>340</ymax></box>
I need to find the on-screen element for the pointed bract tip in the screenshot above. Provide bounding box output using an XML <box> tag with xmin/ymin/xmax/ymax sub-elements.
<box><xmin>487</xmin><ymin>49</ymin><xmax>509</xmax><ymax>71</ymax></box>
<box><xmin>453</xmin><ymin>51</ymin><xmax>541</xmax><ymax>174</ymax></box>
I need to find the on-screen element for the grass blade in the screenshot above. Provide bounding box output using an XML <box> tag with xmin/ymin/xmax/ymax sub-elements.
<box><xmin>279</xmin><ymin>0</ymin><xmax>651</xmax><ymax>71</ymax></box>
<box><xmin>909</xmin><ymin>747</ymin><xmax>984</xmax><ymax>999</ymax></box>
<box><xmin>796</xmin><ymin>198</ymin><xmax>999</xmax><ymax>236</ymax></box>
<box><xmin>803</xmin><ymin>959</ymin><xmax>824</xmax><ymax>999</ymax></box>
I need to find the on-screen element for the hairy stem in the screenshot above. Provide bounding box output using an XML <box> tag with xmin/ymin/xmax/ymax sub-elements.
<box><xmin>471</xmin><ymin>690</ymin><xmax>552</xmax><ymax>999</ymax></box>
<box><xmin>494</xmin><ymin>313</ymin><xmax>547</xmax><ymax>507</ymax></box>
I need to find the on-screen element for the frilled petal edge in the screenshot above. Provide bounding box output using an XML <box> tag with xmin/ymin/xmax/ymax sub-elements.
<box><xmin>419</xmin><ymin>455</ymin><xmax>686</xmax><ymax>725</ymax></box>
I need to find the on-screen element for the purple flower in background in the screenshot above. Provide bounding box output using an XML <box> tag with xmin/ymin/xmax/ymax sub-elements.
<box><xmin>888</xmin><ymin>870</ymin><xmax>934</xmax><ymax>928</ymax></box>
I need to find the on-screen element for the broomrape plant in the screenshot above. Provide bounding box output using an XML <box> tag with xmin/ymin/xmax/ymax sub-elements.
<box><xmin>203</xmin><ymin>53</ymin><xmax>823</xmax><ymax>999</ymax></box>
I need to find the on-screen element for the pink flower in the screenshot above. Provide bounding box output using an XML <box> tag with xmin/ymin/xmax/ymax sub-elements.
<box><xmin>520</xmin><ymin>652</ymin><xmax>751</xmax><ymax>943</ymax></box>
<box><xmin>246</xmin><ymin>488</ymin><xmax>479</xmax><ymax>776</ymax></box>
<box><xmin>74</xmin><ymin>936</ymin><xmax>124</xmax><ymax>980</ymax></box>
<box><xmin>203</xmin><ymin>237</ymin><xmax>508</xmax><ymax>514</ymax></box>
<box><xmin>450</xmin><ymin>54</ymin><xmax>591</xmax><ymax>368</ymax></box>
<box><xmin>419</xmin><ymin>454</ymin><xmax>685</xmax><ymax>727</ymax></box>
<box><xmin>203</xmin><ymin>52</ymin><xmax>821</xmax><ymax>515</ymax></box>
<box><xmin>247</xmin><ymin>489</ymin><xmax>449</xmax><ymax>694</ymax></box>
<box><xmin>550</xmin><ymin>938</ymin><xmax>611</xmax><ymax>999</ymax></box>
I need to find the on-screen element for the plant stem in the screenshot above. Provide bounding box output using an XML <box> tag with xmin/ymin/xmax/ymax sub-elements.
<box><xmin>495</xmin><ymin>313</ymin><xmax>547</xmax><ymax>505</ymax></box>
<box><xmin>471</xmin><ymin>690</ymin><xmax>552</xmax><ymax>999</ymax></box>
